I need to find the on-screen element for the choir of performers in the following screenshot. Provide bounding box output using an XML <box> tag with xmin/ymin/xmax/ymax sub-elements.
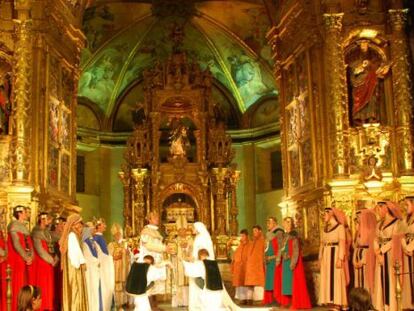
<box><xmin>280</xmin><ymin>217</ymin><xmax>311</xmax><ymax>309</ymax></box>
<box><xmin>402</xmin><ymin>196</ymin><xmax>414</xmax><ymax>310</ymax></box>
<box><xmin>31</xmin><ymin>212</ymin><xmax>58</xmax><ymax>311</ymax></box>
<box><xmin>263</xmin><ymin>216</ymin><xmax>284</xmax><ymax>305</ymax></box>
<box><xmin>8</xmin><ymin>205</ymin><xmax>34</xmax><ymax>311</ymax></box>
<box><xmin>373</xmin><ymin>201</ymin><xmax>403</xmax><ymax>311</ymax></box>
<box><xmin>244</xmin><ymin>225</ymin><xmax>265</xmax><ymax>304</ymax></box>
<box><xmin>108</xmin><ymin>223</ymin><xmax>130</xmax><ymax>309</ymax></box>
<box><xmin>59</xmin><ymin>214</ymin><xmax>88</xmax><ymax>311</ymax></box>
<box><xmin>353</xmin><ymin>208</ymin><xmax>377</xmax><ymax>295</ymax></box>
<box><xmin>319</xmin><ymin>207</ymin><xmax>348</xmax><ymax>310</ymax></box>
<box><xmin>93</xmin><ymin>218</ymin><xmax>115</xmax><ymax>311</ymax></box>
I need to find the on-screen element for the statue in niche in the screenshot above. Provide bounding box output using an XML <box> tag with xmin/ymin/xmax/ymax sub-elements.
<box><xmin>169</xmin><ymin>123</ymin><xmax>190</xmax><ymax>158</ymax></box>
<box><xmin>361</xmin><ymin>155</ymin><xmax>382</xmax><ymax>182</ymax></box>
<box><xmin>348</xmin><ymin>42</ymin><xmax>391</xmax><ymax>126</ymax></box>
<box><xmin>0</xmin><ymin>72</ymin><xmax>11</xmax><ymax>135</ymax></box>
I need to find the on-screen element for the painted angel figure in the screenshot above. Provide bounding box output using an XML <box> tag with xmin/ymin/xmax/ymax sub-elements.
<box><xmin>169</xmin><ymin>124</ymin><xmax>190</xmax><ymax>158</ymax></box>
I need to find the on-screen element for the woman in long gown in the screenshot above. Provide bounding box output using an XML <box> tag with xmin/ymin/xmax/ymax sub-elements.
<box><xmin>59</xmin><ymin>214</ymin><xmax>88</xmax><ymax>311</ymax></box>
<box><xmin>373</xmin><ymin>201</ymin><xmax>403</xmax><ymax>311</ymax></box>
<box><xmin>319</xmin><ymin>207</ymin><xmax>348</xmax><ymax>310</ymax></box>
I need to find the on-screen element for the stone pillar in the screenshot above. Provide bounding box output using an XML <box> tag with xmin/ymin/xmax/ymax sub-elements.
<box><xmin>389</xmin><ymin>9</ymin><xmax>414</xmax><ymax>175</ymax></box>
<box><xmin>322</xmin><ymin>13</ymin><xmax>350</xmax><ymax>178</ymax></box>
<box><xmin>132</xmin><ymin>168</ymin><xmax>147</xmax><ymax>236</ymax></box>
<box><xmin>10</xmin><ymin>1</ymin><xmax>32</xmax><ymax>186</ymax></box>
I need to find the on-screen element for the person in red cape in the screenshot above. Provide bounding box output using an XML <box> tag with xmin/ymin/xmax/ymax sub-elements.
<box><xmin>50</xmin><ymin>216</ymin><xmax>66</xmax><ymax>310</ymax></box>
<box><xmin>7</xmin><ymin>205</ymin><xmax>34</xmax><ymax>311</ymax></box>
<box><xmin>280</xmin><ymin>217</ymin><xmax>311</xmax><ymax>309</ymax></box>
<box><xmin>263</xmin><ymin>216</ymin><xmax>285</xmax><ymax>305</ymax></box>
<box><xmin>32</xmin><ymin>212</ymin><xmax>58</xmax><ymax>311</ymax></box>
<box><xmin>0</xmin><ymin>229</ymin><xmax>7</xmax><ymax>311</ymax></box>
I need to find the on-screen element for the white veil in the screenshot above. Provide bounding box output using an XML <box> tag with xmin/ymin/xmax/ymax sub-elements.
<box><xmin>192</xmin><ymin>222</ymin><xmax>215</xmax><ymax>260</ymax></box>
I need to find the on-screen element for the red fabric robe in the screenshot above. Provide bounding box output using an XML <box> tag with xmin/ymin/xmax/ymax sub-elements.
<box><xmin>281</xmin><ymin>238</ymin><xmax>312</xmax><ymax>309</ymax></box>
<box><xmin>7</xmin><ymin>230</ymin><xmax>33</xmax><ymax>311</ymax></box>
<box><xmin>32</xmin><ymin>239</ymin><xmax>55</xmax><ymax>310</ymax></box>
<box><xmin>0</xmin><ymin>232</ymin><xmax>7</xmax><ymax>311</ymax></box>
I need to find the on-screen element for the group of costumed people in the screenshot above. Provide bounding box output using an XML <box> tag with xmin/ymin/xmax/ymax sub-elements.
<box><xmin>230</xmin><ymin>216</ymin><xmax>311</xmax><ymax>310</ymax></box>
<box><xmin>0</xmin><ymin>206</ymin><xmax>128</xmax><ymax>311</ymax></box>
<box><xmin>319</xmin><ymin>197</ymin><xmax>414</xmax><ymax>311</ymax></box>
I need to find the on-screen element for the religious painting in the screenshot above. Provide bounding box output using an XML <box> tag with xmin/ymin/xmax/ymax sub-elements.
<box><xmin>77</xmin><ymin>104</ymin><xmax>100</xmax><ymax>130</ymax></box>
<box><xmin>0</xmin><ymin>71</ymin><xmax>11</xmax><ymax>135</ymax></box>
<box><xmin>49</xmin><ymin>56</ymin><xmax>60</xmax><ymax>99</ymax></box>
<box><xmin>285</xmin><ymin>64</ymin><xmax>295</xmax><ymax>104</ymax></box>
<box><xmin>301</xmin><ymin>139</ymin><xmax>313</xmax><ymax>184</ymax></box>
<box><xmin>49</xmin><ymin>97</ymin><xmax>60</xmax><ymax>144</ymax></box>
<box><xmin>48</xmin><ymin>146</ymin><xmax>59</xmax><ymax>188</ymax></box>
<box><xmin>62</xmin><ymin>69</ymin><xmax>74</xmax><ymax>109</ymax></box>
<box><xmin>286</xmin><ymin>106</ymin><xmax>297</xmax><ymax>147</ymax></box>
<box><xmin>296</xmin><ymin>52</ymin><xmax>308</xmax><ymax>95</ymax></box>
<box><xmin>61</xmin><ymin>110</ymin><xmax>70</xmax><ymax>150</ymax></box>
<box><xmin>251</xmin><ymin>97</ymin><xmax>279</xmax><ymax>128</ymax></box>
<box><xmin>61</xmin><ymin>153</ymin><xmax>70</xmax><ymax>194</ymax></box>
<box><xmin>345</xmin><ymin>42</ymin><xmax>390</xmax><ymax>126</ymax></box>
<box><xmin>289</xmin><ymin>149</ymin><xmax>300</xmax><ymax>189</ymax></box>
<box><xmin>0</xmin><ymin>138</ymin><xmax>9</xmax><ymax>184</ymax></box>
<box><xmin>298</xmin><ymin>96</ymin><xmax>310</xmax><ymax>141</ymax></box>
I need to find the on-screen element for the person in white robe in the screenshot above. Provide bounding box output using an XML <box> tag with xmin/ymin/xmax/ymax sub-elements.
<box><xmin>126</xmin><ymin>255</ymin><xmax>172</xmax><ymax>311</ymax></box>
<box><xmin>82</xmin><ymin>226</ymin><xmax>102</xmax><ymax>311</ymax></box>
<box><xmin>190</xmin><ymin>223</ymin><xmax>270</xmax><ymax>311</ymax></box>
<box><xmin>93</xmin><ymin>218</ymin><xmax>115</xmax><ymax>311</ymax></box>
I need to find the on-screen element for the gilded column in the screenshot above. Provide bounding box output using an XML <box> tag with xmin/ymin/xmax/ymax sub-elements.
<box><xmin>389</xmin><ymin>9</ymin><xmax>414</xmax><ymax>175</ymax></box>
<box><xmin>229</xmin><ymin>169</ymin><xmax>240</xmax><ymax>236</ymax></box>
<box><xmin>132</xmin><ymin>168</ymin><xmax>147</xmax><ymax>236</ymax></box>
<box><xmin>10</xmin><ymin>2</ymin><xmax>32</xmax><ymax>185</ymax></box>
<box><xmin>322</xmin><ymin>13</ymin><xmax>350</xmax><ymax>177</ymax></box>
<box><xmin>119</xmin><ymin>171</ymin><xmax>132</xmax><ymax>238</ymax></box>
<box><xmin>212</xmin><ymin>167</ymin><xmax>228</xmax><ymax>236</ymax></box>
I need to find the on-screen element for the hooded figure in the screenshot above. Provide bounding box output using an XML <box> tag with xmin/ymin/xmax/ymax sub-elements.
<box><xmin>318</xmin><ymin>207</ymin><xmax>348</xmax><ymax>309</ymax></box>
<box><xmin>353</xmin><ymin>208</ymin><xmax>377</xmax><ymax>297</ymax></box>
<box><xmin>373</xmin><ymin>201</ymin><xmax>403</xmax><ymax>311</ymax></box>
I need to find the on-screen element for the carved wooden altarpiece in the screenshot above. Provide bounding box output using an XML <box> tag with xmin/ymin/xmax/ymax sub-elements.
<box><xmin>119</xmin><ymin>50</ymin><xmax>240</xmax><ymax>257</ymax></box>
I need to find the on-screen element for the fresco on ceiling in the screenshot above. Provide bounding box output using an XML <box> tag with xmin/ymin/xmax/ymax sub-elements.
<box><xmin>196</xmin><ymin>1</ymin><xmax>273</xmax><ymax>66</ymax></box>
<box><xmin>194</xmin><ymin>17</ymin><xmax>276</xmax><ymax>108</ymax></box>
<box><xmin>78</xmin><ymin>4</ymin><xmax>277</xmax><ymax>115</ymax></box>
<box><xmin>116</xmin><ymin>19</ymin><xmax>231</xmax><ymax>100</ymax></box>
<box><xmin>251</xmin><ymin>97</ymin><xmax>279</xmax><ymax>128</ymax></box>
<box><xmin>82</xmin><ymin>3</ymin><xmax>152</xmax><ymax>61</ymax></box>
<box><xmin>77</xmin><ymin>104</ymin><xmax>100</xmax><ymax>130</ymax></box>
<box><xmin>78</xmin><ymin>16</ymin><xmax>155</xmax><ymax>113</ymax></box>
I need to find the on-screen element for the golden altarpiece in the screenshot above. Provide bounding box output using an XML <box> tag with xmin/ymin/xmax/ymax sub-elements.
<box><xmin>266</xmin><ymin>0</ymin><xmax>414</xmax><ymax>294</ymax></box>
<box><xmin>118</xmin><ymin>48</ymin><xmax>241</xmax><ymax>258</ymax></box>
<box><xmin>0</xmin><ymin>1</ymin><xmax>87</xmax><ymax>231</ymax></box>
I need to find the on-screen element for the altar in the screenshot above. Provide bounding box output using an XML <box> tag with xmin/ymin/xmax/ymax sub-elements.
<box><xmin>118</xmin><ymin>33</ymin><xmax>241</xmax><ymax>259</ymax></box>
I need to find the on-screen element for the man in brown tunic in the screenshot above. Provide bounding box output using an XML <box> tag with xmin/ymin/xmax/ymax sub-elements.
<box><xmin>231</xmin><ymin>229</ymin><xmax>251</xmax><ymax>304</ymax></box>
<box><xmin>244</xmin><ymin>225</ymin><xmax>265</xmax><ymax>304</ymax></box>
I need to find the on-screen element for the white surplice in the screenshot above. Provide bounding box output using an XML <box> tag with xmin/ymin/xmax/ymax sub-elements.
<box><xmin>83</xmin><ymin>240</ymin><xmax>101</xmax><ymax>311</ymax></box>
<box><xmin>132</xmin><ymin>265</ymin><xmax>168</xmax><ymax>311</ymax></box>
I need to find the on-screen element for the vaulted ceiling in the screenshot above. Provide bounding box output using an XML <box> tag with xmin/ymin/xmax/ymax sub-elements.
<box><xmin>78</xmin><ymin>0</ymin><xmax>277</xmax><ymax>122</ymax></box>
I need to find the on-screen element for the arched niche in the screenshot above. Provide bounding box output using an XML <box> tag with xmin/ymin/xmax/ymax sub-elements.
<box><xmin>243</xmin><ymin>95</ymin><xmax>279</xmax><ymax>128</ymax></box>
<box><xmin>77</xmin><ymin>99</ymin><xmax>102</xmax><ymax>131</ymax></box>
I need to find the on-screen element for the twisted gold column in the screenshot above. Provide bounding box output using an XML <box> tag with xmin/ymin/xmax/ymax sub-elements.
<box><xmin>389</xmin><ymin>9</ymin><xmax>414</xmax><ymax>175</ymax></box>
<box><xmin>323</xmin><ymin>13</ymin><xmax>350</xmax><ymax>178</ymax></box>
<box><xmin>10</xmin><ymin>13</ymin><xmax>32</xmax><ymax>185</ymax></box>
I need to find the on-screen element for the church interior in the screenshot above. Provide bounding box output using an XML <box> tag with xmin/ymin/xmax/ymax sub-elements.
<box><xmin>1</xmin><ymin>0</ymin><xmax>414</xmax><ymax>310</ymax></box>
